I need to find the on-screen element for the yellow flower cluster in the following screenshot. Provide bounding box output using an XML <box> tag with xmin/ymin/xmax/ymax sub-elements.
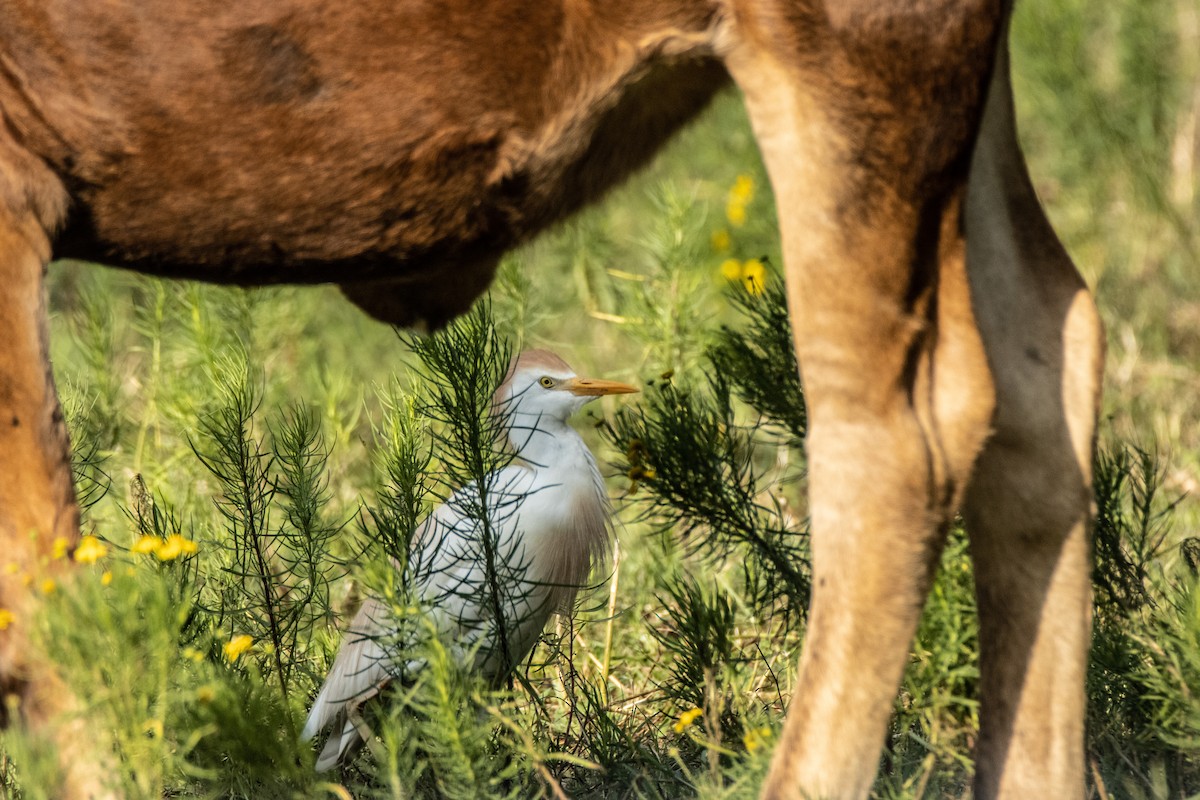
<box><xmin>51</xmin><ymin>536</ymin><xmax>71</xmax><ymax>560</ymax></box>
<box><xmin>223</xmin><ymin>634</ymin><xmax>254</xmax><ymax>663</ymax></box>
<box><xmin>627</xmin><ymin>464</ymin><xmax>657</xmax><ymax>482</ymax></box>
<box><xmin>743</xmin><ymin>725</ymin><xmax>772</xmax><ymax>754</ymax></box>
<box><xmin>132</xmin><ymin>534</ymin><xmax>198</xmax><ymax>561</ymax></box>
<box><xmin>74</xmin><ymin>536</ymin><xmax>108</xmax><ymax>564</ymax></box>
<box><xmin>0</xmin><ymin>609</ymin><xmax>13</xmax><ymax>631</ymax></box>
<box><xmin>624</xmin><ymin>439</ymin><xmax>656</xmax><ymax>495</ymax></box>
<box><xmin>720</xmin><ymin>258</ymin><xmax>767</xmax><ymax>296</ymax></box>
<box><xmin>48</xmin><ymin>535</ymin><xmax>109</xmax><ymax>565</ymax></box>
<box><xmin>673</xmin><ymin>706</ymin><xmax>704</xmax><ymax>734</ymax></box>
<box><xmin>710</xmin><ymin>228</ymin><xmax>732</xmax><ymax>253</ymax></box>
<box><xmin>726</xmin><ymin>174</ymin><xmax>755</xmax><ymax>227</ymax></box>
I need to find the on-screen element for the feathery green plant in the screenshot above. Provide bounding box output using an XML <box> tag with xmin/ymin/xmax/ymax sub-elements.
<box><xmin>191</xmin><ymin>352</ymin><xmax>344</xmax><ymax>703</ymax></box>
<box><xmin>604</xmin><ymin>269</ymin><xmax>811</xmax><ymax>624</ymax></box>
<box><xmin>708</xmin><ymin>267</ymin><xmax>805</xmax><ymax>447</ymax></box>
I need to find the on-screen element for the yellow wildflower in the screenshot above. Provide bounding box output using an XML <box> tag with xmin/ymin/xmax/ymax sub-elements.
<box><xmin>51</xmin><ymin>536</ymin><xmax>70</xmax><ymax>560</ymax></box>
<box><xmin>741</xmin><ymin>259</ymin><xmax>766</xmax><ymax>296</ymax></box>
<box><xmin>196</xmin><ymin>684</ymin><xmax>216</xmax><ymax>704</ymax></box>
<box><xmin>40</xmin><ymin>578</ymin><xmax>56</xmax><ymax>595</ymax></box>
<box><xmin>626</xmin><ymin>463</ymin><xmax>657</xmax><ymax>496</ymax></box>
<box><xmin>155</xmin><ymin>538</ymin><xmax>183</xmax><ymax>560</ymax></box>
<box><xmin>673</xmin><ymin>706</ymin><xmax>703</xmax><ymax>734</ymax></box>
<box><xmin>182</xmin><ymin>647</ymin><xmax>205</xmax><ymax>663</ymax></box>
<box><xmin>710</xmin><ymin>228</ymin><xmax>731</xmax><ymax>253</ymax></box>
<box><xmin>224</xmin><ymin>635</ymin><xmax>254</xmax><ymax>662</ymax></box>
<box><xmin>730</xmin><ymin>174</ymin><xmax>755</xmax><ymax>205</ymax></box>
<box><xmin>73</xmin><ymin>536</ymin><xmax>108</xmax><ymax>565</ymax></box>
<box><xmin>143</xmin><ymin>718</ymin><xmax>164</xmax><ymax>739</ymax></box>
<box><xmin>3</xmin><ymin>563</ymin><xmax>19</xmax><ymax>575</ymax></box>
<box><xmin>725</xmin><ymin>200</ymin><xmax>747</xmax><ymax>227</ymax></box>
<box><xmin>0</xmin><ymin>609</ymin><xmax>13</xmax><ymax>630</ymax></box>
<box><xmin>743</xmin><ymin>726</ymin><xmax>772</xmax><ymax>753</ymax></box>
<box><xmin>155</xmin><ymin>534</ymin><xmax>198</xmax><ymax>561</ymax></box>
<box><xmin>131</xmin><ymin>535</ymin><xmax>161</xmax><ymax>555</ymax></box>
<box><xmin>100</xmin><ymin>570</ymin><xmax>113</xmax><ymax>586</ymax></box>
<box><xmin>725</xmin><ymin>175</ymin><xmax>754</xmax><ymax>228</ymax></box>
<box><xmin>720</xmin><ymin>259</ymin><xmax>742</xmax><ymax>281</ymax></box>
<box><xmin>628</xmin><ymin>462</ymin><xmax>657</xmax><ymax>482</ymax></box>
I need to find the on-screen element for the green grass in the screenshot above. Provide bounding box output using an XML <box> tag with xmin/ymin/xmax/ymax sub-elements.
<box><xmin>2</xmin><ymin>0</ymin><xmax>1198</xmax><ymax>797</ymax></box>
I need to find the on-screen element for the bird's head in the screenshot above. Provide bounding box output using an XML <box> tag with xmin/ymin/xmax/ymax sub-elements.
<box><xmin>493</xmin><ymin>349</ymin><xmax>638</xmax><ymax>425</ymax></box>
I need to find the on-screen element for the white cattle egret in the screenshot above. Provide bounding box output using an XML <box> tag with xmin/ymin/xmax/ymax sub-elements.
<box><xmin>302</xmin><ymin>349</ymin><xmax>637</xmax><ymax>770</ymax></box>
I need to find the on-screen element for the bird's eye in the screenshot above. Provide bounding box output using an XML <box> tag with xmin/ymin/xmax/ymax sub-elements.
<box><xmin>539</xmin><ymin>377</ymin><xmax>556</xmax><ymax>388</ymax></box>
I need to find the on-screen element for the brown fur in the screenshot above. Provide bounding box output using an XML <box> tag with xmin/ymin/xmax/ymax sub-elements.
<box><xmin>0</xmin><ymin>1</ymin><xmax>1103</xmax><ymax>797</ymax></box>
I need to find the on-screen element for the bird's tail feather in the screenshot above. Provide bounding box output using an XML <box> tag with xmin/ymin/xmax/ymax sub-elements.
<box><xmin>314</xmin><ymin>715</ymin><xmax>362</xmax><ymax>772</ymax></box>
<box><xmin>303</xmin><ymin>599</ymin><xmax>394</xmax><ymax>769</ymax></box>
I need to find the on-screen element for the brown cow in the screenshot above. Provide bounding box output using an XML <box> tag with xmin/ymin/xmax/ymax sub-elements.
<box><xmin>0</xmin><ymin>1</ymin><xmax>1101</xmax><ymax>797</ymax></box>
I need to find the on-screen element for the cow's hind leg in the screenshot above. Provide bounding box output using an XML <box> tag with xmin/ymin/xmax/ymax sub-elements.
<box><xmin>0</xmin><ymin>204</ymin><xmax>109</xmax><ymax>797</ymax></box>
<box><xmin>722</xmin><ymin>3</ymin><xmax>1003</xmax><ymax>797</ymax></box>
<box><xmin>962</xmin><ymin>37</ymin><xmax>1102</xmax><ymax>800</ymax></box>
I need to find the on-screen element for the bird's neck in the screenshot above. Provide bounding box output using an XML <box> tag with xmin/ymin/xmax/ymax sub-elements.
<box><xmin>505</xmin><ymin>412</ymin><xmax>590</xmax><ymax>473</ymax></box>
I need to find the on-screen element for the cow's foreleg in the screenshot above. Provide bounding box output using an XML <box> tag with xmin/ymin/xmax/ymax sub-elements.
<box><xmin>961</xmin><ymin>35</ymin><xmax>1100</xmax><ymax>800</ymax></box>
<box><xmin>0</xmin><ymin>207</ymin><xmax>109</xmax><ymax>798</ymax></box>
<box><xmin>722</xmin><ymin>3</ymin><xmax>1003</xmax><ymax>797</ymax></box>
<box><xmin>0</xmin><ymin>206</ymin><xmax>79</xmax><ymax>681</ymax></box>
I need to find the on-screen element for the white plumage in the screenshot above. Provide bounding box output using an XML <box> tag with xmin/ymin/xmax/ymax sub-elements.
<box><xmin>302</xmin><ymin>350</ymin><xmax>636</xmax><ymax>770</ymax></box>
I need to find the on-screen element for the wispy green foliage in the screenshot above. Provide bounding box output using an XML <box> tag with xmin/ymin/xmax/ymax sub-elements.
<box><xmin>709</xmin><ymin>266</ymin><xmax>805</xmax><ymax>446</ymax></box>
<box><xmin>603</xmin><ymin>272</ymin><xmax>811</xmax><ymax>624</ymax></box>
<box><xmin>191</xmin><ymin>353</ymin><xmax>343</xmax><ymax>702</ymax></box>
<box><xmin>584</xmin><ymin>184</ymin><xmax>720</xmax><ymax>375</ymax></box>
<box><xmin>1085</xmin><ymin>445</ymin><xmax>1200</xmax><ymax>795</ymax></box>
<box><xmin>370</xmin><ymin>621</ymin><xmax>537</xmax><ymax>800</ymax></box>
<box><xmin>650</xmin><ymin>577</ymin><xmax>742</xmax><ymax>729</ymax></box>
<box><xmin>1140</xmin><ymin>576</ymin><xmax>1200</xmax><ymax>760</ymax></box>
<box><xmin>607</xmin><ymin>372</ymin><xmax>810</xmax><ymax>621</ymax></box>
<box><xmin>885</xmin><ymin>531</ymin><xmax>979</xmax><ymax>796</ymax></box>
<box><xmin>365</xmin><ymin>379</ymin><xmax>434</xmax><ymax>562</ymax></box>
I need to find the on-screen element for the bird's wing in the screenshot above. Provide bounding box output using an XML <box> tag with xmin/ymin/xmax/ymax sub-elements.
<box><xmin>411</xmin><ymin>467</ymin><xmax>535</xmax><ymax>607</ymax></box>
<box><xmin>411</xmin><ymin>466</ymin><xmax>563</xmax><ymax>681</ymax></box>
<box><xmin>303</xmin><ymin>597</ymin><xmax>395</xmax><ymax>770</ymax></box>
<box><xmin>305</xmin><ymin>465</ymin><xmax>554</xmax><ymax>768</ymax></box>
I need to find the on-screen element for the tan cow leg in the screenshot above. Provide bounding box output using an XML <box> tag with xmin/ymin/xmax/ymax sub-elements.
<box><xmin>720</xmin><ymin>10</ymin><xmax>1003</xmax><ymax>800</ymax></box>
<box><xmin>962</xmin><ymin>38</ymin><xmax>1102</xmax><ymax>800</ymax></box>
<box><xmin>722</xmin><ymin>3</ymin><xmax>1003</xmax><ymax>797</ymax></box>
<box><xmin>0</xmin><ymin>209</ymin><xmax>110</xmax><ymax>798</ymax></box>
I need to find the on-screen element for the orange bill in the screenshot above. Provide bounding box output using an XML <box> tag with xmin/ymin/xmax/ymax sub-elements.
<box><xmin>564</xmin><ymin>377</ymin><xmax>639</xmax><ymax>396</ymax></box>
